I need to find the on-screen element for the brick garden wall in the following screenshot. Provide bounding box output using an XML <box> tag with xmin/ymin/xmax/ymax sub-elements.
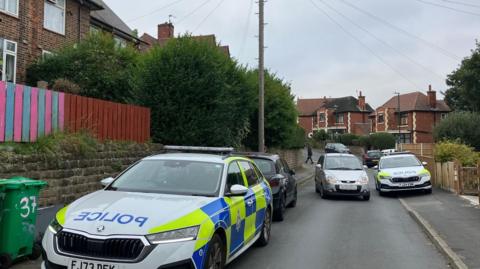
<box><xmin>271</xmin><ymin>149</ymin><xmax>303</xmax><ymax>170</ymax></box>
<box><xmin>0</xmin><ymin>144</ymin><xmax>164</xmax><ymax>207</ymax></box>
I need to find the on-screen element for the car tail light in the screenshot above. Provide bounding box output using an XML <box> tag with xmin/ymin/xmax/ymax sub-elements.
<box><xmin>269</xmin><ymin>179</ymin><xmax>280</xmax><ymax>187</ymax></box>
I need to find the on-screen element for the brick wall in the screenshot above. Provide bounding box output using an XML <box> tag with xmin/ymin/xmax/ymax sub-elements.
<box><xmin>0</xmin><ymin>144</ymin><xmax>164</xmax><ymax>207</ymax></box>
<box><xmin>270</xmin><ymin>149</ymin><xmax>303</xmax><ymax>170</ymax></box>
<box><xmin>298</xmin><ymin>116</ymin><xmax>313</xmax><ymax>135</ymax></box>
<box><xmin>0</xmin><ymin>0</ymin><xmax>91</xmax><ymax>83</ymax></box>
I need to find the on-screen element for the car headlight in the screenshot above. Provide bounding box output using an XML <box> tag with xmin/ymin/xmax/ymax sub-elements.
<box><xmin>326</xmin><ymin>175</ymin><xmax>338</xmax><ymax>184</ymax></box>
<box><xmin>379</xmin><ymin>174</ymin><xmax>392</xmax><ymax>180</ymax></box>
<box><xmin>419</xmin><ymin>172</ymin><xmax>430</xmax><ymax>179</ymax></box>
<box><xmin>359</xmin><ymin>175</ymin><xmax>369</xmax><ymax>184</ymax></box>
<box><xmin>146</xmin><ymin>226</ymin><xmax>200</xmax><ymax>245</ymax></box>
<box><xmin>48</xmin><ymin>218</ymin><xmax>63</xmax><ymax>234</ymax></box>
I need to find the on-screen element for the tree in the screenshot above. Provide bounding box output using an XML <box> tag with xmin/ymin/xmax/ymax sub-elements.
<box><xmin>369</xmin><ymin>133</ymin><xmax>395</xmax><ymax>150</ymax></box>
<box><xmin>243</xmin><ymin>70</ymin><xmax>303</xmax><ymax>149</ymax></box>
<box><xmin>433</xmin><ymin>111</ymin><xmax>480</xmax><ymax>150</ymax></box>
<box><xmin>312</xmin><ymin>129</ymin><xmax>328</xmax><ymax>143</ymax></box>
<box><xmin>27</xmin><ymin>33</ymin><xmax>139</xmax><ymax>103</ymax></box>
<box><xmin>135</xmin><ymin>36</ymin><xmax>254</xmax><ymax>146</ymax></box>
<box><xmin>444</xmin><ymin>41</ymin><xmax>480</xmax><ymax>112</ymax></box>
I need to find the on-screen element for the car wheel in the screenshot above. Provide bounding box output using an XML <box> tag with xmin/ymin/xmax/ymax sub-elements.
<box><xmin>273</xmin><ymin>194</ymin><xmax>286</xmax><ymax>222</ymax></box>
<box><xmin>288</xmin><ymin>187</ymin><xmax>297</xmax><ymax>208</ymax></box>
<box><xmin>315</xmin><ymin>182</ymin><xmax>320</xmax><ymax>193</ymax></box>
<box><xmin>204</xmin><ymin>234</ymin><xmax>225</xmax><ymax>269</ymax></box>
<box><xmin>320</xmin><ymin>184</ymin><xmax>328</xmax><ymax>199</ymax></box>
<box><xmin>424</xmin><ymin>189</ymin><xmax>432</xmax><ymax>195</ymax></box>
<box><xmin>29</xmin><ymin>243</ymin><xmax>42</xmax><ymax>260</ymax></box>
<box><xmin>363</xmin><ymin>194</ymin><xmax>370</xmax><ymax>201</ymax></box>
<box><xmin>256</xmin><ymin>208</ymin><xmax>272</xmax><ymax>247</ymax></box>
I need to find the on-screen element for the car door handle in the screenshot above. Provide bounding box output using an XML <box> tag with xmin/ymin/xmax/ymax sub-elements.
<box><xmin>246</xmin><ymin>199</ymin><xmax>254</xmax><ymax>206</ymax></box>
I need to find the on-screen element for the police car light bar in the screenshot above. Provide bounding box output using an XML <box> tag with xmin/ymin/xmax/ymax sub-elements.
<box><xmin>164</xmin><ymin>145</ymin><xmax>235</xmax><ymax>154</ymax></box>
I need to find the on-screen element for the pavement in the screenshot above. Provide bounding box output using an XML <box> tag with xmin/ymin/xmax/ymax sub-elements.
<box><xmin>400</xmin><ymin>188</ymin><xmax>480</xmax><ymax>269</ymax></box>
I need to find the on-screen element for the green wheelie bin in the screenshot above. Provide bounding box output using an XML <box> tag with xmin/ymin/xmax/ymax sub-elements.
<box><xmin>0</xmin><ymin>177</ymin><xmax>47</xmax><ymax>269</ymax></box>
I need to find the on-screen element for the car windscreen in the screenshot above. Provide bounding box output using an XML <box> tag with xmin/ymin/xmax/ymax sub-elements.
<box><xmin>324</xmin><ymin>156</ymin><xmax>363</xmax><ymax>170</ymax></box>
<box><xmin>367</xmin><ymin>151</ymin><xmax>382</xmax><ymax>158</ymax></box>
<box><xmin>380</xmin><ymin>156</ymin><xmax>421</xmax><ymax>169</ymax></box>
<box><xmin>252</xmin><ymin>158</ymin><xmax>276</xmax><ymax>175</ymax></box>
<box><xmin>109</xmin><ymin>160</ymin><xmax>224</xmax><ymax>196</ymax></box>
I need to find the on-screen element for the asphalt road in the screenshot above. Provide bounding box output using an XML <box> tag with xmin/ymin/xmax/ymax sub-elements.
<box><xmin>228</xmin><ymin>170</ymin><xmax>450</xmax><ymax>269</ymax></box>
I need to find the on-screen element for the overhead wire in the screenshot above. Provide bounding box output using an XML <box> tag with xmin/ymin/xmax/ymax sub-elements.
<box><xmin>414</xmin><ymin>0</ymin><xmax>480</xmax><ymax>17</ymax></box>
<box><xmin>307</xmin><ymin>0</ymin><xmax>420</xmax><ymax>89</ymax></box>
<box><xmin>176</xmin><ymin>0</ymin><xmax>217</xmax><ymax>25</ymax></box>
<box><xmin>127</xmin><ymin>0</ymin><xmax>190</xmax><ymax>23</ymax></box>
<box><xmin>192</xmin><ymin>0</ymin><xmax>228</xmax><ymax>33</ymax></box>
<box><xmin>319</xmin><ymin>0</ymin><xmax>445</xmax><ymax>81</ymax></box>
<box><xmin>338</xmin><ymin>0</ymin><xmax>462</xmax><ymax>61</ymax></box>
<box><xmin>238</xmin><ymin>0</ymin><xmax>255</xmax><ymax>59</ymax></box>
<box><xmin>437</xmin><ymin>0</ymin><xmax>480</xmax><ymax>9</ymax></box>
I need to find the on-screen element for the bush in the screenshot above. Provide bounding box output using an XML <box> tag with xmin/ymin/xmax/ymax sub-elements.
<box><xmin>283</xmin><ymin>125</ymin><xmax>306</xmax><ymax>149</ymax></box>
<box><xmin>356</xmin><ymin>135</ymin><xmax>371</xmax><ymax>148</ymax></box>
<box><xmin>335</xmin><ymin>133</ymin><xmax>359</xmax><ymax>146</ymax></box>
<box><xmin>434</xmin><ymin>112</ymin><xmax>480</xmax><ymax>150</ymax></box>
<box><xmin>434</xmin><ymin>140</ymin><xmax>479</xmax><ymax>166</ymax></box>
<box><xmin>312</xmin><ymin>129</ymin><xmax>328</xmax><ymax>142</ymax></box>
<box><xmin>369</xmin><ymin>133</ymin><xmax>395</xmax><ymax>150</ymax></box>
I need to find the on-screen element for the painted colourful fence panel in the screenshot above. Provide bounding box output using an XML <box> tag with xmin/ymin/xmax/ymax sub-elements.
<box><xmin>0</xmin><ymin>82</ymin><xmax>150</xmax><ymax>143</ymax></box>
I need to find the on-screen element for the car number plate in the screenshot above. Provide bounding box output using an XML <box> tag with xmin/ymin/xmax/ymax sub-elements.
<box><xmin>339</xmin><ymin>185</ymin><xmax>357</xmax><ymax>190</ymax></box>
<box><xmin>399</xmin><ymin>183</ymin><xmax>415</xmax><ymax>187</ymax></box>
<box><xmin>69</xmin><ymin>259</ymin><xmax>119</xmax><ymax>269</ymax></box>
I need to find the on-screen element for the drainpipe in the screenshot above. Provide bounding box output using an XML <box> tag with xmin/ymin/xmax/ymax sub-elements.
<box><xmin>78</xmin><ymin>0</ymin><xmax>84</xmax><ymax>42</ymax></box>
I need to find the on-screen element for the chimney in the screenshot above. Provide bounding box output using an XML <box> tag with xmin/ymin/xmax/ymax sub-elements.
<box><xmin>427</xmin><ymin>85</ymin><xmax>437</xmax><ymax>109</ymax></box>
<box><xmin>158</xmin><ymin>23</ymin><xmax>174</xmax><ymax>40</ymax></box>
<box><xmin>358</xmin><ymin>91</ymin><xmax>366</xmax><ymax>110</ymax></box>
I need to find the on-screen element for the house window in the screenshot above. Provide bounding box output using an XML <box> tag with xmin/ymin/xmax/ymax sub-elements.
<box><xmin>400</xmin><ymin>113</ymin><xmax>408</xmax><ymax>125</ymax></box>
<box><xmin>0</xmin><ymin>38</ymin><xmax>17</xmax><ymax>83</ymax></box>
<box><xmin>441</xmin><ymin>113</ymin><xmax>448</xmax><ymax>120</ymax></box>
<box><xmin>44</xmin><ymin>0</ymin><xmax>66</xmax><ymax>35</ymax></box>
<box><xmin>319</xmin><ymin>113</ymin><xmax>325</xmax><ymax>122</ymax></box>
<box><xmin>114</xmin><ymin>36</ymin><xmax>127</xmax><ymax>48</ymax></box>
<box><xmin>397</xmin><ymin>133</ymin><xmax>412</xmax><ymax>144</ymax></box>
<box><xmin>0</xmin><ymin>0</ymin><xmax>18</xmax><ymax>16</ymax></box>
<box><xmin>378</xmin><ymin>114</ymin><xmax>384</xmax><ymax>123</ymax></box>
<box><xmin>42</xmin><ymin>50</ymin><xmax>55</xmax><ymax>60</ymax></box>
<box><xmin>335</xmin><ymin>113</ymin><xmax>344</xmax><ymax>124</ymax></box>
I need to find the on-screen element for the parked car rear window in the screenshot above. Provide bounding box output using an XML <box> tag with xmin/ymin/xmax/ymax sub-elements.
<box><xmin>252</xmin><ymin>158</ymin><xmax>276</xmax><ymax>175</ymax></box>
<box><xmin>367</xmin><ymin>151</ymin><xmax>383</xmax><ymax>158</ymax></box>
<box><xmin>380</xmin><ymin>155</ymin><xmax>422</xmax><ymax>169</ymax></box>
<box><xmin>109</xmin><ymin>160</ymin><xmax>223</xmax><ymax>196</ymax></box>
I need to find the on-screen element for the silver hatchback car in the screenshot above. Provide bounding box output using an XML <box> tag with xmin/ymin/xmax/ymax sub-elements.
<box><xmin>315</xmin><ymin>153</ymin><xmax>370</xmax><ymax>201</ymax></box>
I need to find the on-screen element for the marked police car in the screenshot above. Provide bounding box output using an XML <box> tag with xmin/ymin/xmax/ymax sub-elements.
<box><xmin>375</xmin><ymin>153</ymin><xmax>432</xmax><ymax>195</ymax></box>
<box><xmin>42</xmin><ymin>147</ymin><xmax>273</xmax><ymax>269</ymax></box>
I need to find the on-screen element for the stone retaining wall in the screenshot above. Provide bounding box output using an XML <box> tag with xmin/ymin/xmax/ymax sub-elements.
<box><xmin>0</xmin><ymin>144</ymin><xmax>164</xmax><ymax>207</ymax></box>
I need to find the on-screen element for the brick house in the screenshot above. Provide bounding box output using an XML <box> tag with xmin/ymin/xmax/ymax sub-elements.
<box><xmin>372</xmin><ymin>86</ymin><xmax>451</xmax><ymax>143</ymax></box>
<box><xmin>297</xmin><ymin>93</ymin><xmax>374</xmax><ymax>136</ymax></box>
<box><xmin>0</xmin><ymin>0</ymin><xmax>141</xmax><ymax>84</ymax></box>
<box><xmin>139</xmin><ymin>22</ymin><xmax>230</xmax><ymax>56</ymax></box>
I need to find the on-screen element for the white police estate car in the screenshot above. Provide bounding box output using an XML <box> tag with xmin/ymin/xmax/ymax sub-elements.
<box><xmin>375</xmin><ymin>153</ymin><xmax>432</xmax><ymax>195</ymax></box>
<box><xmin>42</xmin><ymin>149</ymin><xmax>273</xmax><ymax>269</ymax></box>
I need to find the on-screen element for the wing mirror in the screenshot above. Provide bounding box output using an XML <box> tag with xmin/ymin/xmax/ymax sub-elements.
<box><xmin>422</xmin><ymin>161</ymin><xmax>428</xmax><ymax>166</ymax></box>
<box><xmin>373</xmin><ymin>165</ymin><xmax>379</xmax><ymax>170</ymax></box>
<box><xmin>227</xmin><ymin>185</ymin><xmax>249</xmax><ymax>196</ymax></box>
<box><xmin>101</xmin><ymin>177</ymin><xmax>114</xmax><ymax>187</ymax></box>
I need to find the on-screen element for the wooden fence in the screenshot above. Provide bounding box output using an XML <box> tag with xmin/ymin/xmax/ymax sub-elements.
<box><xmin>0</xmin><ymin>81</ymin><xmax>150</xmax><ymax>143</ymax></box>
<box><xmin>399</xmin><ymin>143</ymin><xmax>435</xmax><ymax>158</ymax></box>
<box><xmin>432</xmin><ymin>161</ymin><xmax>480</xmax><ymax>197</ymax></box>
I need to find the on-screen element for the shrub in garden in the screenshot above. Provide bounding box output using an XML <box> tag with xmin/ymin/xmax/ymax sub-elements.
<box><xmin>434</xmin><ymin>140</ymin><xmax>479</xmax><ymax>166</ymax></box>
<box><xmin>369</xmin><ymin>133</ymin><xmax>395</xmax><ymax>150</ymax></box>
<box><xmin>433</xmin><ymin>111</ymin><xmax>480</xmax><ymax>150</ymax></box>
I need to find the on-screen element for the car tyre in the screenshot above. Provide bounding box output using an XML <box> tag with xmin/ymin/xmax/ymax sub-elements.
<box><xmin>315</xmin><ymin>183</ymin><xmax>320</xmax><ymax>193</ymax></box>
<box><xmin>256</xmin><ymin>208</ymin><xmax>272</xmax><ymax>247</ymax></box>
<box><xmin>28</xmin><ymin>243</ymin><xmax>42</xmax><ymax>260</ymax></box>
<box><xmin>204</xmin><ymin>234</ymin><xmax>225</xmax><ymax>269</ymax></box>
<box><xmin>288</xmin><ymin>187</ymin><xmax>297</xmax><ymax>208</ymax></box>
<box><xmin>363</xmin><ymin>194</ymin><xmax>370</xmax><ymax>201</ymax></box>
<box><xmin>319</xmin><ymin>184</ymin><xmax>328</xmax><ymax>199</ymax></box>
<box><xmin>273</xmin><ymin>194</ymin><xmax>286</xmax><ymax>222</ymax></box>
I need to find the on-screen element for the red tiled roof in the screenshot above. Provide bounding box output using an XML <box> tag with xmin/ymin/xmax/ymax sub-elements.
<box><xmin>297</xmin><ymin>98</ymin><xmax>329</xmax><ymax>116</ymax></box>
<box><xmin>380</xmin><ymin>91</ymin><xmax>450</xmax><ymax>112</ymax></box>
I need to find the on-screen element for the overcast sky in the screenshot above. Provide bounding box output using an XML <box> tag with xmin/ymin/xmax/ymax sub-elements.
<box><xmin>104</xmin><ymin>0</ymin><xmax>480</xmax><ymax>107</ymax></box>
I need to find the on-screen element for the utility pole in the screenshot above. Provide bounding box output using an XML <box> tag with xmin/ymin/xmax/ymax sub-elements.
<box><xmin>394</xmin><ymin>91</ymin><xmax>401</xmax><ymax>146</ymax></box>
<box><xmin>258</xmin><ymin>0</ymin><xmax>265</xmax><ymax>153</ymax></box>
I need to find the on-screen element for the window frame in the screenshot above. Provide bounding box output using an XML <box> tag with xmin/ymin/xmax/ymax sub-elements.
<box><xmin>239</xmin><ymin>161</ymin><xmax>261</xmax><ymax>187</ymax></box>
<box><xmin>1</xmin><ymin>38</ymin><xmax>17</xmax><ymax>83</ymax></box>
<box><xmin>225</xmin><ymin>161</ymin><xmax>246</xmax><ymax>194</ymax></box>
<box><xmin>43</xmin><ymin>0</ymin><xmax>66</xmax><ymax>35</ymax></box>
<box><xmin>335</xmin><ymin>113</ymin><xmax>344</xmax><ymax>124</ymax></box>
<box><xmin>400</xmin><ymin>112</ymin><xmax>408</xmax><ymax>126</ymax></box>
<box><xmin>0</xmin><ymin>0</ymin><xmax>19</xmax><ymax>17</ymax></box>
<box><xmin>378</xmin><ymin>113</ymin><xmax>385</xmax><ymax>124</ymax></box>
<box><xmin>319</xmin><ymin>113</ymin><xmax>325</xmax><ymax>122</ymax></box>
<box><xmin>440</xmin><ymin>113</ymin><xmax>448</xmax><ymax>120</ymax></box>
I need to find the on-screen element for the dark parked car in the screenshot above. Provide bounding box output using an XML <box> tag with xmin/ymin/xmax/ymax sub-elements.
<box><xmin>325</xmin><ymin>143</ymin><xmax>351</xmax><ymax>154</ymax></box>
<box><xmin>363</xmin><ymin>150</ymin><xmax>383</xmax><ymax>168</ymax></box>
<box><xmin>238</xmin><ymin>152</ymin><xmax>297</xmax><ymax>221</ymax></box>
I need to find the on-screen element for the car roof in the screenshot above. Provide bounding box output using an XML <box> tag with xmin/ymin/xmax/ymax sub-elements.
<box><xmin>324</xmin><ymin>153</ymin><xmax>356</xmax><ymax>157</ymax></box>
<box><xmin>234</xmin><ymin>152</ymin><xmax>279</xmax><ymax>161</ymax></box>
<box><xmin>381</xmin><ymin>153</ymin><xmax>416</xmax><ymax>160</ymax></box>
<box><xmin>144</xmin><ymin>153</ymin><xmax>228</xmax><ymax>163</ymax></box>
